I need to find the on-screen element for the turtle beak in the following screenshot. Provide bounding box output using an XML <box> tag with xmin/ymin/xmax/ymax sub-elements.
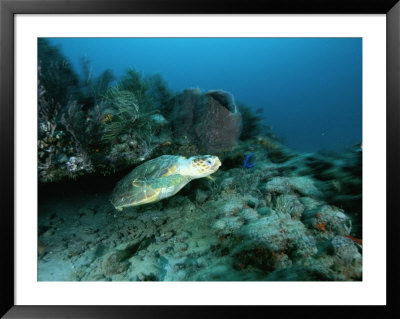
<box><xmin>212</xmin><ymin>157</ymin><xmax>221</xmax><ymax>170</ymax></box>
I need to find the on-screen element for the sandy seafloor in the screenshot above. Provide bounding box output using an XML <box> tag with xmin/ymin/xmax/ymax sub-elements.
<box><xmin>38</xmin><ymin>141</ymin><xmax>362</xmax><ymax>281</ymax></box>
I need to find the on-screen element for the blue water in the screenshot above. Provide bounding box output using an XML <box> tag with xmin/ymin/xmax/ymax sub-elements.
<box><xmin>48</xmin><ymin>38</ymin><xmax>362</xmax><ymax>152</ymax></box>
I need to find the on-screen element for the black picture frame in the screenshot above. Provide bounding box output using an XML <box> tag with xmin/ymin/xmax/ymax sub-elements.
<box><xmin>1</xmin><ymin>0</ymin><xmax>399</xmax><ymax>318</ymax></box>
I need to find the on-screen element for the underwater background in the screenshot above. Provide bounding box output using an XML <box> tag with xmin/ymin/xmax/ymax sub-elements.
<box><xmin>38</xmin><ymin>38</ymin><xmax>362</xmax><ymax>281</ymax></box>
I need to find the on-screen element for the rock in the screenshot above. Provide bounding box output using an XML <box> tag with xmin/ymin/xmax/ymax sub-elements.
<box><xmin>212</xmin><ymin>216</ymin><xmax>244</xmax><ymax>235</ymax></box>
<box><xmin>57</xmin><ymin>153</ymin><xmax>69</xmax><ymax>163</ymax></box>
<box><xmin>103</xmin><ymin>252</ymin><xmax>130</xmax><ymax>276</ymax></box>
<box><xmin>216</xmin><ymin>198</ymin><xmax>244</xmax><ymax>217</ymax></box>
<box><xmin>240</xmin><ymin>214</ymin><xmax>306</xmax><ymax>252</ymax></box>
<box><xmin>262</xmin><ymin>177</ymin><xmax>291</xmax><ymax>194</ymax></box>
<box><xmin>220</xmin><ymin>177</ymin><xmax>235</xmax><ymax>190</ymax></box>
<box><xmin>302</xmin><ymin>205</ymin><xmax>352</xmax><ymax>237</ymax></box>
<box><xmin>150</xmin><ymin>114</ymin><xmax>168</xmax><ymax>125</ymax></box>
<box><xmin>243</xmin><ymin>196</ymin><xmax>259</xmax><ymax>209</ymax></box>
<box><xmin>265</xmin><ymin>266</ymin><xmax>331</xmax><ymax>281</ymax></box>
<box><xmin>331</xmin><ymin>236</ymin><xmax>361</xmax><ymax>266</ymax></box>
<box><xmin>175</xmin><ymin>231</ymin><xmax>191</xmax><ymax>242</ymax></box>
<box><xmin>288</xmin><ymin>176</ymin><xmax>323</xmax><ymax>198</ymax></box>
<box><xmin>240</xmin><ymin>208</ymin><xmax>259</xmax><ymax>221</ymax></box>
<box><xmin>299</xmin><ymin>197</ymin><xmax>323</xmax><ymax>210</ymax></box>
<box><xmin>158</xmin><ymin>245</ymin><xmax>173</xmax><ymax>255</ymax></box>
<box><xmin>274</xmin><ymin>194</ymin><xmax>304</xmax><ymax>219</ymax></box>
<box><xmin>257</xmin><ymin>206</ymin><xmax>274</xmax><ymax>216</ymax></box>
<box><xmin>195</xmin><ymin>189</ymin><xmax>209</xmax><ymax>204</ymax></box>
<box><xmin>173</xmin><ymin>242</ymin><xmax>188</xmax><ymax>253</ymax></box>
<box><xmin>43</xmin><ymin>229</ymin><xmax>54</xmax><ymax>238</ymax></box>
<box><xmin>292</xmin><ymin>235</ymin><xmax>318</xmax><ymax>258</ymax></box>
<box><xmin>152</xmin><ymin>216</ymin><xmax>167</xmax><ymax>227</ymax></box>
<box><xmin>272</xmin><ymin>253</ymin><xmax>292</xmax><ymax>269</ymax></box>
<box><xmin>263</xmin><ymin>176</ymin><xmax>323</xmax><ymax>199</ymax></box>
<box><xmin>158</xmin><ymin>231</ymin><xmax>174</xmax><ymax>242</ymax></box>
<box><xmin>78</xmin><ymin>207</ymin><xmax>94</xmax><ymax>216</ymax></box>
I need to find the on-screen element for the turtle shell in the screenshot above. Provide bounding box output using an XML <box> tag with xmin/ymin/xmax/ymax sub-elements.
<box><xmin>110</xmin><ymin>155</ymin><xmax>188</xmax><ymax>210</ymax></box>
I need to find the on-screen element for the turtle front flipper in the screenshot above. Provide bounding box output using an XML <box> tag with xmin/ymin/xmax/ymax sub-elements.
<box><xmin>132</xmin><ymin>186</ymin><xmax>162</xmax><ymax>206</ymax></box>
<box><xmin>132</xmin><ymin>175</ymin><xmax>188</xmax><ymax>206</ymax></box>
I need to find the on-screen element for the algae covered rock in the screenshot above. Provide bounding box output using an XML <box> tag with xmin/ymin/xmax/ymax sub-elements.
<box><xmin>302</xmin><ymin>205</ymin><xmax>352</xmax><ymax>238</ymax></box>
<box><xmin>239</xmin><ymin>214</ymin><xmax>306</xmax><ymax>252</ymax></box>
<box><xmin>292</xmin><ymin>235</ymin><xmax>318</xmax><ymax>258</ymax></box>
<box><xmin>331</xmin><ymin>236</ymin><xmax>361</xmax><ymax>265</ymax></box>
<box><xmin>103</xmin><ymin>251</ymin><xmax>130</xmax><ymax>276</ymax></box>
<box><xmin>330</xmin><ymin>235</ymin><xmax>362</xmax><ymax>280</ymax></box>
<box><xmin>263</xmin><ymin>176</ymin><xmax>323</xmax><ymax>198</ymax></box>
<box><xmin>213</xmin><ymin>216</ymin><xmax>244</xmax><ymax>235</ymax></box>
<box><xmin>273</xmin><ymin>194</ymin><xmax>305</xmax><ymax>219</ymax></box>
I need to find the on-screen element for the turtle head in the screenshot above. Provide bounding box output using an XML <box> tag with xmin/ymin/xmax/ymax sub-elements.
<box><xmin>181</xmin><ymin>155</ymin><xmax>221</xmax><ymax>178</ymax></box>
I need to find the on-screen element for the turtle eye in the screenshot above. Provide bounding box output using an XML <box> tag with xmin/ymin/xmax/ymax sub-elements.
<box><xmin>205</xmin><ymin>159</ymin><xmax>212</xmax><ymax>165</ymax></box>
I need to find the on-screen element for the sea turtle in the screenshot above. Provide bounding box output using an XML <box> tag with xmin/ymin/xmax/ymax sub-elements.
<box><xmin>110</xmin><ymin>155</ymin><xmax>221</xmax><ymax>210</ymax></box>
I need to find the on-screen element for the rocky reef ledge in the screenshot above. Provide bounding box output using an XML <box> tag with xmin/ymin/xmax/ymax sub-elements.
<box><xmin>38</xmin><ymin>137</ymin><xmax>362</xmax><ymax>281</ymax></box>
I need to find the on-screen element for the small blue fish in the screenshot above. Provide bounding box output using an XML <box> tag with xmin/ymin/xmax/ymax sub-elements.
<box><xmin>243</xmin><ymin>153</ymin><xmax>255</xmax><ymax>168</ymax></box>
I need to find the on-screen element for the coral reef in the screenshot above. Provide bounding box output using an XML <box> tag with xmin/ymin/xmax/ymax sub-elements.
<box><xmin>38</xmin><ymin>137</ymin><xmax>362</xmax><ymax>282</ymax></box>
<box><xmin>38</xmin><ymin>41</ymin><xmax>174</xmax><ymax>182</ymax></box>
<box><xmin>38</xmin><ymin>40</ymin><xmax>243</xmax><ymax>182</ymax></box>
<box><xmin>37</xmin><ymin>40</ymin><xmax>362</xmax><ymax>282</ymax></box>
